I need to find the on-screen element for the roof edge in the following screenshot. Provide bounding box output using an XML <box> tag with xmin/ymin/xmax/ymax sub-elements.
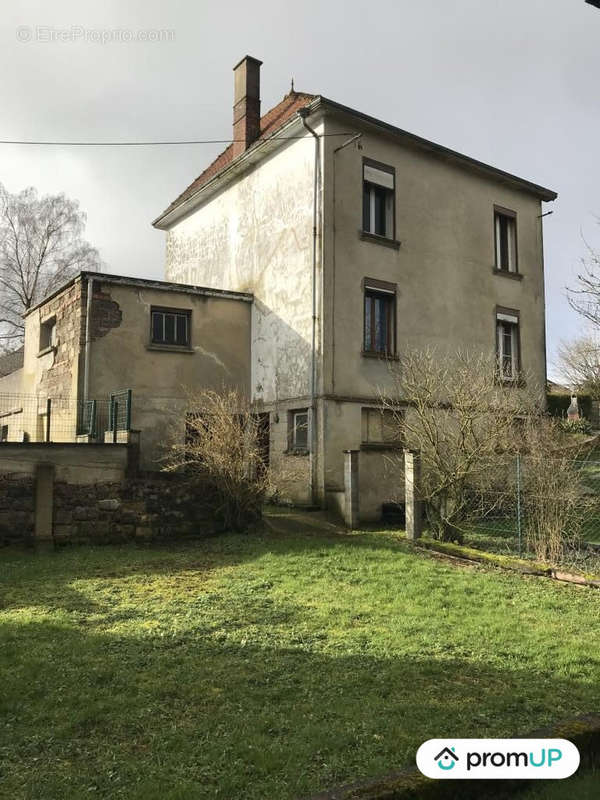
<box><xmin>153</xmin><ymin>97</ymin><xmax>322</xmax><ymax>229</ymax></box>
<box><xmin>23</xmin><ymin>271</ymin><xmax>254</xmax><ymax>318</ymax></box>
<box><xmin>155</xmin><ymin>94</ymin><xmax>556</xmax><ymax>228</ymax></box>
<box><xmin>319</xmin><ymin>95</ymin><xmax>557</xmax><ymax>202</ymax></box>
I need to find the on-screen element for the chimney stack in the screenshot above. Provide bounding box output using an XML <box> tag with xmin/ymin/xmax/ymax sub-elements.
<box><xmin>232</xmin><ymin>56</ymin><xmax>262</xmax><ymax>159</ymax></box>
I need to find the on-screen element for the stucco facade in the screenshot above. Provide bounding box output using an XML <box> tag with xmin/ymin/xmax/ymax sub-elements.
<box><xmin>12</xmin><ymin>273</ymin><xmax>252</xmax><ymax>468</ymax></box>
<box><xmin>158</xmin><ymin>84</ymin><xmax>555</xmax><ymax>519</ymax></box>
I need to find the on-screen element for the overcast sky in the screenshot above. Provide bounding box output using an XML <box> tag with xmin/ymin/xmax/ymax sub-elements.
<box><xmin>1</xmin><ymin>0</ymin><xmax>599</xmax><ymax>379</ymax></box>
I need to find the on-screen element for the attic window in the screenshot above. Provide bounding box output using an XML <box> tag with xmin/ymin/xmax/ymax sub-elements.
<box><xmin>39</xmin><ymin>317</ymin><xmax>56</xmax><ymax>352</ymax></box>
<box><xmin>362</xmin><ymin>160</ymin><xmax>395</xmax><ymax>239</ymax></box>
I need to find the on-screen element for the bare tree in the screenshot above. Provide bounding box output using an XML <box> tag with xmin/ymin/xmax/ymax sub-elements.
<box><xmin>0</xmin><ymin>182</ymin><xmax>101</xmax><ymax>350</ymax></box>
<box><xmin>162</xmin><ymin>388</ymin><xmax>270</xmax><ymax>532</ymax></box>
<box><xmin>556</xmin><ymin>335</ymin><xmax>600</xmax><ymax>398</ymax></box>
<box><xmin>381</xmin><ymin>348</ymin><xmax>541</xmax><ymax>541</ymax></box>
<box><xmin>566</xmin><ymin>231</ymin><xmax>600</xmax><ymax>328</ymax></box>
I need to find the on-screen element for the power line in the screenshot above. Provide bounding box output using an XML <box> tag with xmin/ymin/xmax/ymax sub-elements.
<box><xmin>0</xmin><ymin>133</ymin><xmax>354</xmax><ymax>147</ymax></box>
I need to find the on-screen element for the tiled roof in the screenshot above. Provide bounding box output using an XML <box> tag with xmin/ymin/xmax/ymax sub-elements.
<box><xmin>0</xmin><ymin>347</ymin><xmax>24</xmax><ymax>378</ymax></box>
<box><xmin>159</xmin><ymin>91</ymin><xmax>316</xmax><ymax>219</ymax></box>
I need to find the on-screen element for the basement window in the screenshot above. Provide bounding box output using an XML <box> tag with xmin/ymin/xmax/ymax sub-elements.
<box><xmin>39</xmin><ymin>317</ymin><xmax>56</xmax><ymax>352</ymax></box>
<box><xmin>362</xmin><ymin>160</ymin><xmax>395</xmax><ymax>239</ymax></box>
<box><xmin>151</xmin><ymin>307</ymin><xmax>191</xmax><ymax>347</ymax></box>
<box><xmin>494</xmin><ymin>208</ymin><xmax>518</xmax><ymax>273</ymax></box>
<box><xmin>361</xmin><ymin>408</ymin><xmax>402</xmax><ymax>446</ymax></box>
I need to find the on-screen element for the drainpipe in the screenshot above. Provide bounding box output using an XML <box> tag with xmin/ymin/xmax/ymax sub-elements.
<box><xmin>83</xmin><ymin>275</ymin><xmax>93</xmax><ymax>403</ymax></box>
<box><xmin>298</xmin><ymin>107</ymin><xmax>320</xmax><ymax>506</ymax></box>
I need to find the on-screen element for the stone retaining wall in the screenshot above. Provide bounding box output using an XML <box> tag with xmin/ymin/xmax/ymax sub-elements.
<box><xmin>0</xmin><ymin>475</ymin><xmax>35</xmax><ymax>546</ymax></box>
<box><xmin>0</xmin><ymin>471</ymin><xmax>217</xmax><ymax>547</ymax></box>
<box><xmin>52</xmin><ymin>475</ymin><xmax>216</xmax><ymax>545</ymax></box>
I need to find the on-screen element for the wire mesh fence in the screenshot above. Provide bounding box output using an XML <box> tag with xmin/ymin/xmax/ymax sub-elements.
<box><xmin>0</xmin><ymin>391</ymin><xmax>132</xmax><ymax>444</ymax></box>
<box><xmin>449</xmin><ymin>454</ymin><xmax>600</xmax><ymax>560</ymax></box>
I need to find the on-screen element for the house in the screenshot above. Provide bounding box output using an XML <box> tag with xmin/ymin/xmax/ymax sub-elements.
<box><xmin>0</xmin><ymin>273</ymin><xmax>251</xmax><ymax>467</ymax></box>
<box><xmin>0</xmin><ymin>56</ymin><xmax>557</xmax><ymax>520</ymax></box>
<box><xmin>152</xmin><ymin>55</ymin><xmax>557</xmax><ymax>517</ymax></box>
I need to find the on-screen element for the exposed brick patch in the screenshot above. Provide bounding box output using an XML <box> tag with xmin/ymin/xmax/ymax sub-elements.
<box><xmin>90</xmin><ymin>288</ymin><xmax>122</xmax><ymax>340</ymax></box>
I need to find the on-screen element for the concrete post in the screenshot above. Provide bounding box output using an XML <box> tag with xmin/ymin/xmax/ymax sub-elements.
<box><xmin>404</xmin><ymin>449</ymin><xmax>422</xmax><ymax>540</ymax></box>
<box><xmin>343</xmin><ymin>449</ymin><xmax>359</xmax><ymax>530</ymax></box>
<box><xmin>34</xmin><ymin>463</ymin><xmax>54</xmax><ymax>543</ymax></box>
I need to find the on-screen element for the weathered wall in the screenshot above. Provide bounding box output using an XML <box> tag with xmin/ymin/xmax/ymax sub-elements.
<box><xmin>0</xmin><ymin>443</ymin><xmax>130</xmax><ymax>483</ymax></box>
<box><xmin>0</xmin><ymin>367</ymin><xmax>23</xmax><ymax>394</ymax></box>
<box><xmin>22</xmin><ymin>281</ymin><xmax>84</xmax><ymax>400</ymax></box>
<box><xmin>318</xmin><ymin>113</ymin><xmax>550</xmax><ymax>513</ymax></box>
<box><xmin>321</xmin><ymin>116</ymin><xmax>547</xmax><ymax>399</ymax></box>
<box><xmin>165</xmin><ymin>133</ymin><xmax>319</xmax><ymax>406</ymax></box>
<box><xmin>20</xmin><ymin>281</ymin><xmax>84</xmax><ymax>442</ymax></box>
<box><xmin>323</xmin><ymin>399</ymin><xmax>404</xmax><ymax>521</ymax></box>
<box><xmin>164</xmin><ymin>133</ymin><xmax>321</xmax><ymax>500</ymax></box>
<box><xmin>85</xmin><ymin>281</ymin><xmax>252</xmax><ymax>469</ymax></box>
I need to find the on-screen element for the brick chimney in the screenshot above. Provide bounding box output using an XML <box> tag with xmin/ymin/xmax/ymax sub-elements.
<box><xmin>232</xmin><ymin>56</ymin><xmax>262</xmax><ymax>159</ymax></box>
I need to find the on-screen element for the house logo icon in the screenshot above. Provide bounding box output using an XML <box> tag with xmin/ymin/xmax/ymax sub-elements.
<box><xmin>434</xmin><ymin>746</ymin><xmax>459</xmax><ymax>771</ymax></box>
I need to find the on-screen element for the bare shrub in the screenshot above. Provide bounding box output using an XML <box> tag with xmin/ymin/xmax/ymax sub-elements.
<box><xmin>519</xmin><ymin>419</ymin><xmax>586</xmax><ymax>562</ymax></box>
<box><xmin>162</xmin><ymin>389</ymin><xmax>270</xmax><ymax>532</ymax></box>
<box><xmin>382</xmin><ymin>348</ymin><xmax>541</xmax><ymax>542</ymax></box>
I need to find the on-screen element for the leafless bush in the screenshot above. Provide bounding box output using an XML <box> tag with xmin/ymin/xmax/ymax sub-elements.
<box><xmin>382</xmin><ymin>348</ymin><xmax>541</xmax><ymax>541</ymax></box>
<box><xmin>162</xmin><ymin>389</ymin><xmax>270</xmax><ymax>532</ymax></box>
<box><xmin>519</xmin><ymin>418</ymin><xmax>586</xmax><ymax>562</ymax></box>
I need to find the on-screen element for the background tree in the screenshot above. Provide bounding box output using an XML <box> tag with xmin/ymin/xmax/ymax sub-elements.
<box><xmin>556</xmin><ymin>334</ymin><xmax>600</xmax><ymax>398</ymax></box>
<box><xmin>566</xmin><ymin>230</ymin><xmax>600</xmax><ymax>328</ymax></box>
<box><xmin>0</xmin><ymin>182</ymin><xmax>101</xmax><ymax>351</ymax></box>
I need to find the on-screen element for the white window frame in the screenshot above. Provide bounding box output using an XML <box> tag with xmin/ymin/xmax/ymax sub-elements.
<box><xmin>496</xmin><ymin>312</ymin><xmax>520</xmax><ymax>380</ymax></box>
<box><xmin>494</xmin><ymin>210</ymin><xmax>517</xmax><ymax>273</ymax></box>
<box><xmin>290</xmin><ymin>409</ymin><xmax>309</xmax><ymax>451</ymax></box>
<box><xmin>363</xmin><ymin>162</ymin><xmax>395</xmax><ymax>240</ymax></box>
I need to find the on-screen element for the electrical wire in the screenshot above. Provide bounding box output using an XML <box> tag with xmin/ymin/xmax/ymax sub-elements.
<box><xmin>0</xmin><ymin>133</ymin><xmax>355</xmax><ymax>147</ymax></box>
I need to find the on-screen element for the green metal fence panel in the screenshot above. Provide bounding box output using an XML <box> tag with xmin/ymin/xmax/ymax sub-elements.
<box><xmin>108</xmin><ymin>389</ymin><xmax>132</xmax><ymax>432</ymax></box>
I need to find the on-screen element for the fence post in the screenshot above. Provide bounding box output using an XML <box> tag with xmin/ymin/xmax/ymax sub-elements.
<box><xmin>343</xmin><ymin>449</ymin><xmax>359</xmax><ymax>529</ymax></box>
<box><xmin>126</xmin><ymin>389</ymin><xmax>132</xmax><ymax>431</ymax></box>
<box><xmin>112</xmin><ymin>401</ymin><xmax>118</xmax><ymax>444</ymax></box>
<box><xmin>516</xmin><ymin>453</ymin><xmax>522</xmax><ymax>556</ymax></box>
<box><xmin>90</xmin><ymin>399</ymin><xmax>97</xmax><ymax>437</ymax></box>
<box><xmin>45</xmin><ymin>398</ymin><xmax>52</xmax><ymax>442</ymax></box>
<box><xmin>404</xmin><ymin>449</ymin><xmax>422</xmax><ymax>540</ymax></box>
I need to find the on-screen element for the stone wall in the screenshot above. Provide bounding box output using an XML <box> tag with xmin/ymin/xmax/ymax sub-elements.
<box><xmin>0</xmin><ymin>475</ymin><xmax>34</xmax><ymax>546</ymax></box>
<box><xmin>52</xmin><ymin>475</ymin><xmax>216</xmax><ymax>545</ymax></box>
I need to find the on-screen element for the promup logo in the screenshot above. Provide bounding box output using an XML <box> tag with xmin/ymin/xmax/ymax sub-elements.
<box><xmin>434</xmin><ymin>747</ymin><xmax>459</xmax><ymax>771</ymax></box>
<box><xmin>417</xmin><ymin>739</ymin><xmax>580</xmax><ymax>780</ymax></box>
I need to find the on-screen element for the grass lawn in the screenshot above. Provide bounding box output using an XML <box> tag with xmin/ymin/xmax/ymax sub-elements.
<box><xmin>1</xmin><ymin>519</ymin><xmax>600</xmax><ymax>799</ymax></box>
<box><xmin>519</xmin><ymin>770</ymin><xmax>599</xmax><ymax>799</ymax></box>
